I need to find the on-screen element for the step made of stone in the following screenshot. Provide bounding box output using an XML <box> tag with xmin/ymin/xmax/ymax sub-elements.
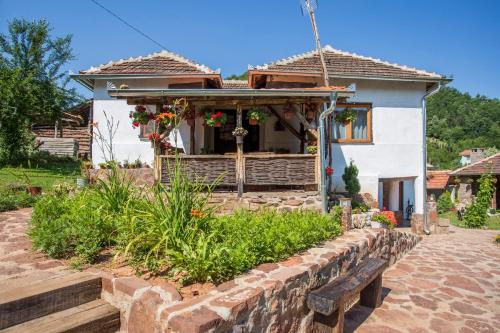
<box><xmin>0</xmin><ymin>272</ymin><xmax>102</xmax><ymax>329</ymax></box>
<box><xmin>0</xmin><ymin>299</ymin><xmax>120</xmax><ymax>333</ymax></box>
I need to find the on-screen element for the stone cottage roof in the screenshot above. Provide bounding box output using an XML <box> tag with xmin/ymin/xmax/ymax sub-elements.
<box><xmin>250</xmin><ymin>45</ymin><xmax>447</xmax><ymax>81</ymax></box>
<box><xmin>80</xmin><ymin>50</ymin><xmax>218</xmax><ymax>75</ymax></box>
<box><xmin>427</xmin><ymin>170</ymin><xmax>451</xmax><ymax>189</ymax></box>
<box><xmin>450</xmin><ymin>153</ymin><xmax>500</xmax><ymax>176</ymax></box>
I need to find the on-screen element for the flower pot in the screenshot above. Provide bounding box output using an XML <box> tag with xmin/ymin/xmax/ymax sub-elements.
<box><xmin>342</xmin><ymin>120</ymin><xmax>350</xmax><ymax>126</ymax></box>
<box><xmin>236</xmin><ymin>136</ymin><xmax>243</xmax><ymax>144</ymax></box>
<box><xmin>249</xmin><ymin>119</ymin><xmax>258</xmax><ymax>126</ymax></box>
<box><xmin>26</xmin><ymin>186</ymin><xmax>42</xmax><ymax>196</ymax></box>
<box><xmin>187</xmin><ymin>118</ymin><xmax>195</xmax><ymax>127</ymax></box>
<box><xmin>371</xmin><ymin>221</ymin><xmax>387</xmax><ymax>229</ymax></box>
<box><xmin>214</xmin><ymin>122</ymin><xmax>222</xmax><ymax>127</ymax></box>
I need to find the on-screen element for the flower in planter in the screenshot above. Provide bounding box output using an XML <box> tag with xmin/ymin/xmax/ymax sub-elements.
<box><xmin>372</xmin><ymin>211</ymin><xmax>397</xmax><ymax>229</ymax></box>
<box><xmin>306</xmin><ymin>145</ymin><xmax>318</xmax><ymax>154</ymax></box>
<box><xmin>232</xmin><ymin>127</ymin><xmax>248</xmax><ymax>137</ymax></box>
<box><xmin>335</xmin><ymin>109</ymin><xmax>357</xmax><ymax>125</ymax></box>
<box><xmin>204</xmin><ymin>111</ymin><xmax>227</xmax><ymax>127</ymax></box>
<box><xmin>130</xmin><ymin>105</ymin><xmax>154</xmax><ymax>127</ymax></box>
<box><xmin>247</xmin><ymin>108</ymin><xmax>269</xmax><ymax>125</ymax></box>
<box><xmin>325</xmin><ymin>166</ymin><xmax>334</xmax><ymax>176</ymax></box>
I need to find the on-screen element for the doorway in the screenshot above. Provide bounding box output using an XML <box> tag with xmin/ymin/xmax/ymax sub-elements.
<box><xmin>213</xmin><ymin>110</ymin><xmax>260</xmax><ymax>154</ymax></box>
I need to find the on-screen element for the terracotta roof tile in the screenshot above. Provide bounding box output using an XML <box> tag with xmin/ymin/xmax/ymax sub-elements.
<box><xmin>251</xmin><ymin>45</ymin><xmax>446</xmax><ymax>81</ymax></box>
<box><xmin>450</xmin><ymin>153</ymin><xmax>500</xmax><ymax>176</ymax></box>
<box><xmin>80</xmin><ymin>50</ymin><xmax>217</xmax><ymax>75</ymax></box>
<box><xmin>459</xmin><ymin>149</ymin><xmax>472</xmax><ymax>156</ymax></box>
<box><xmin>427</xmin><ymin>170</ymin><xmax>451</xmax><ymax>189</ymax></box>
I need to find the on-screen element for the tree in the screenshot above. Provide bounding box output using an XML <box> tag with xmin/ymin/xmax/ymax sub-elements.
<box><xmin>225</xmin><ymin>72</ymin><xmax>248</xmax><ymax>80</ymax></box>
<box><xmin>342</xmin><ymin>160</ymin><xmax>361</xmax><ymax>196</ymax></box>
<box><xmin>463</xmin><ymin>170</ymin><xmax>495</xmax><ymax>228</ymax></box>
<box><xmin>426</xmin><ymin>87</ymin><xmax>500</xmax><ymax>169</ymax></box>
<box><xmin>0</xmin><ymin>19</ymin><xmax>80</xmax><ymax>163</ymax></box>
<box><xmin>437</xmin><ymin>190</ymin><xmax>454</xmax><ymax>213</ymax></box>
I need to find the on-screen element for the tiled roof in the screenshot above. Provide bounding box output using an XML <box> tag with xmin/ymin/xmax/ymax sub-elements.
<box><xmin>222</xmin><ymin>80</ymin><xmax>249</xmax><ymax>89</ymax></box>
<box><xmin>250</xmin><ymin>45</ymin><xmax>445</xmax><ymax>81</ymax></box>
<box><xmin>427</xmin><ymin>170</ymin><xmax>451</xmax><ymax>189</ymax></box>
<box><xmin>450</xmin><ymin>153</ymin><xmax>500</xmax><ymax>176</ymax></box>
<box><xmin>80</xmin><ymin>50</ymin><xmax>218</xmax><ymax>75</ymax></box>
<box><xmin>459</xmin><ymin>149</ymin><xmax>471</xmax><ymax>157</ymax></box>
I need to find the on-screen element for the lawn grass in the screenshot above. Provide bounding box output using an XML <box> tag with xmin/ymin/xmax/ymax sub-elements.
<box><xmin>440</xmin><ymin>211</ymin><xmax>500</xmax><ymax>230</ymax></box>
<box><xmin>0</xmin><ymin>157</ymin><xmax>81</xmax><ymax>189</ymax></box>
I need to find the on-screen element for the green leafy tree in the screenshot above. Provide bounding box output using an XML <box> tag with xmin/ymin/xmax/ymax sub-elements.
<box><xmin>463</xmin><ymin>170</ymin><xmax>495</xmax><ymax>228</ymax></box>
<box><xmin>427</xmin><ymin>87</ymin><xmax>500</xmax><ymax>169</ymax></box>
<box><xmin>437</xmin><ymin>190</ymin><xmax>454</xmax><ymax>213</ymax></box>
<box><xmin>0</xmin><ymin>19</ymin><xmax>80</xmax><ymax>163</ymax></box>
<box><xmin>225</xmin><ymin>71</ymin><xmax>248</xmax><ymax>80</ymax></box>
<box><xmin>342</xmin><ymin>160</ymin><xmax>361</xmax><ymax>197</ymax></box>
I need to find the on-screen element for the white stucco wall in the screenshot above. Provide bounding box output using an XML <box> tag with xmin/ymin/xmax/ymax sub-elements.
<box><xmin>330</xmin><ymin>79</ymin><xmax>426</xmax><ymax>213</ymax></box>
<box><xmin>92</xmin><ymin>79</ymin><xmax>188</xmax><ymax>166</ymax></box>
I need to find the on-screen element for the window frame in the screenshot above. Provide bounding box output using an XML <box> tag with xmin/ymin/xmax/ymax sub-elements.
<box><xmin>331</xmin><ymin>103</ymin><xmax>373</xmax><ymax>144</ymax></box>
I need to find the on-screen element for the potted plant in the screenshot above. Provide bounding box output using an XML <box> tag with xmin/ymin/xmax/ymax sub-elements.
<box><xmin>306</xmin><ymin>103</ymin><xmax>317</xmax><ymax>121</ymax></box>
<box><xmin>306</xmin><ymin>145</ymin><xmax>318</xmax><ymax>154</ymax></box>
<box><xmin>130</xmin><ymin>105</ymin><xmax>155</xmax><ymax>128</ymax></box>
<box><xmin>371</xmin><ymin>211</ymin><xmax>397</xmax><ymax>229</ymax></box>
<box><xmin>155</xmin><ymin>110</ymin><xmax>177</xmax><ymax>127</ymax></box>
<box><xmin>204</xmin><ymin>111</ymin><xmax>227</xmax><ymax>127</ymax></box>
<box><xmin>232</xmin><ymin>127</ymin><xmax>248</xmax><ymax>144</ymax></box>
<box><xmin>247</xmin><ymin>108</ymin><xmax>269</xmax><ymax>125</ymax></box>
<box><xmin>335</xmin><ymin>109</ymin><xmax>357</xmax><ymax>125</ymax></box>
<box><xmin>282</xmin><ymin>104</ymin><xmax>293</xmax><ymax>120</ymax></box>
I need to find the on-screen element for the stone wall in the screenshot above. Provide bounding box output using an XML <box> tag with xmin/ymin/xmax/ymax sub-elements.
<box><xmin>98</xmin><ymin>228</ymin><xmax>419</xmax><ymax>333</ymax></box>
<box><xmin>211</xmin><ymin>191</ymin><xmax>323</xmax><ymax>214</ymax></box>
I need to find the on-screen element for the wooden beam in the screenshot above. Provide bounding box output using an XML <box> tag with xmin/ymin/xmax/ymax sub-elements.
<box><xmin>236</xmin><ymin>105</ymin><xmax>244</xmax><ymax>197</ymax></box>
<box><xmin>190</xmin><ymin>119</ymin><xmax>195</xmax><ymax>154</ymax></box>
<box><xmin>266</xmin><ymin>105</ymin><xmax>305</xmax><ymax>143</ymax></box>
<box><xmin>292</xmin><ymin>104</ymin><xmax>318</xmax><ymax>140</ymax></box>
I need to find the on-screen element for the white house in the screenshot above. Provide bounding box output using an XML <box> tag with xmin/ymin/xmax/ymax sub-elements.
<box><xmin>72</xmin><ymin>45</ymin><xmax>450</xmax><ymax>220</ymax></box>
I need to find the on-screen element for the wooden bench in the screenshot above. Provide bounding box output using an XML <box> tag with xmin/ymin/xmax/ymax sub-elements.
<box><xmin>307</xmin><ymin>258</ymin><xmax>386</xmax><ymax>333</ymax></box>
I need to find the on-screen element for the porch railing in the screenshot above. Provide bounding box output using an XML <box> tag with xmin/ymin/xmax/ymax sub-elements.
<box><xmin>157</xmin><ymin>153</ymin><xmax>318</xmax><ymax>188</ymax></box>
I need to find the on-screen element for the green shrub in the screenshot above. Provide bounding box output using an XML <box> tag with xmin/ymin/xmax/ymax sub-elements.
<box><xmin>342</xmin><ymin>160</ymin><xmax>361</xmax><ymax>196</ymax></box>
<box><xmin>352</xmin><ymin>200</ymin><xmax>370</xmax><ymax>213</ymax></box>
<box><xmin>0</xmin><ymin>195</ymin><xmax>17</xmax><ymax>212</ymax></box>
<box><xmin>0</xmin><ymin>185</ymin><xmax>38</xmax><ymax>212</ymax></box>
<box><xmin>464</xmin><ymin>171</ymin><xmax>495</xmax><ymax>228</ymax></box>
<box><xmin>437</xmin><ymin>191</ymin><xmax>454</xmax><ymax>213</ymax></box>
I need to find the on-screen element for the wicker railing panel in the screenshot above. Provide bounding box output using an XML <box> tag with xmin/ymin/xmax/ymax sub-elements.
<box><xmin>160</xmin><ymin>156</ymin><xmax>237</xmax><ymax>185</ymax></box>
<box><xmin>244</xmin><ymin>155</ymin><xmax>317</xmax><ymax>185</ymax></box>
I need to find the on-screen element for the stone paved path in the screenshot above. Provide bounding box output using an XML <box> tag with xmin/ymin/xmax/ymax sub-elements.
<box><xmin>345</xmin><ymin>226</ymin><xmax>500</xmax><ymax>333</ymax></box>
<box><xmin>0</xmin><ymin>208</ymin><xmax>69</xmax><ymax>289</ymax></box>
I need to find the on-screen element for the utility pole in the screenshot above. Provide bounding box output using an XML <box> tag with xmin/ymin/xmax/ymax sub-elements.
<box><xmin>304</xmin><ymin>0</ymin><xmax>329</xmax><ymax>87</ymax></box>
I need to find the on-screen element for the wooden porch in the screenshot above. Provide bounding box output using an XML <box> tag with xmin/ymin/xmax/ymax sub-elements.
<box><xmin>156</xmin><ymin>153</ymin><xmax>319</xmax><ymax>191</ymax></box>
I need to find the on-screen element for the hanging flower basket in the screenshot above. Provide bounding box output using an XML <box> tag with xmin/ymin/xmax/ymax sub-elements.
<box><xmin>325</xmin><ymin>166</ymin><xmax>334</xmax><ymax>176</ymax></box>
<box><xmin>204</xmin><ymin>111</ymin><xmax>227</xmax><ymax>127</ymax></box>
<box><xmin>306</xmin><ymin>103</ymin><xmax>317</xmax><ymax>121</ymax></box>
<box><xmin>155</xmin><ymin>111</ymin><xmax>176</xmax><ymax>127</ymax></box>
<box><xmin>130</xmin><ymin>105</ymin><xmax>154</xmax><ymax>128</ymax></box>
<box><xmin>247</xmin><ymin>108</ymin><xmax>269</xmax><ymax>126</ymax></box>
<box><xmin>232</xmin><ymin>127</ymin><xmax>248</xmax><ymax>144</ymax></box>
<box><xmin>148</xmin><ymin>132</ymin><xmax>161</xmax><ymax>144</ymax></box>
<box><xmin>335</xmin><ymin>109</ymin><xmax>357</xmax><ymax>125</ymax></box>
<box><xmin>282</xmin><ymin>104</ymin><xmax>294</xmax><ymax>120</ymax></box>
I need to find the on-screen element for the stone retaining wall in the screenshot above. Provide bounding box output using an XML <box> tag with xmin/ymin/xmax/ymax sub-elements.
<box><xmin>99</xmin><ymin>228</ymin><xmax>419</xmax><ymax>333</ymax></box>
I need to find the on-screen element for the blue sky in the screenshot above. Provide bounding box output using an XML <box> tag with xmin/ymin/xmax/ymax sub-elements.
<box><xmin>1</xmin><ymin>0</ymin><xmax>499</xmax><ymax>99</ymax></box>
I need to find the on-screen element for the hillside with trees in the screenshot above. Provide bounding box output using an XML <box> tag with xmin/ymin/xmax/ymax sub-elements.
<box><xmin>426</xmin><ymin>87</ymin><xmax>500</xmax><ymax>169</ymax></box>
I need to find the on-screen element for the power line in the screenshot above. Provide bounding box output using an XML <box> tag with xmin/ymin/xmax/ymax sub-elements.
<box><xmin>89</xmin><ymin>0</ymin><xmax>168</xmax><ymax>50</ymax></box>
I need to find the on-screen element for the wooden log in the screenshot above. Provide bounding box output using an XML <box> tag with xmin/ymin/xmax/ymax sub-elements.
<box><xmin>292</xmin><ymin>104</ymin><xmax>318</xmax><ymax>139</ymax></box>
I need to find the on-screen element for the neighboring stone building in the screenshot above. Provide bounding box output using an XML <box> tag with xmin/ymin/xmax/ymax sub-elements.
<box><xmin>459</xmin><ymin>148</ymin><xmax>485</xmax><ymax>166</ymax></box>
<box><xmin>450</xmin><ymin>153</ymin><xmax>499</xmax><ymax>209</ymax></box>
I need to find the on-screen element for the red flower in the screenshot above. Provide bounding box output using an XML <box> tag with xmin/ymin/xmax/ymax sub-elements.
<box><xmin>147</xmin><ymin>112</ymin><xmax>155</xmax><ymax>120</ymax></box>
<box><xmin>325</xmin><ymin>166</ymin><xmax>334</xmax><ymax>176</ymax></box>
<box><xmin>148</xmin><ymin>133</ymin><xmax>161</xmax><ymax>142</ymax></box>
<box><xmin>132</xmin><ymin>121</ymin><xmax>140</xmax><ymax>127</ymax></box>
<box><xmin>380</xmin><ymin>211</ymin><xmax>398</xmax><ymax>226</ymax></box>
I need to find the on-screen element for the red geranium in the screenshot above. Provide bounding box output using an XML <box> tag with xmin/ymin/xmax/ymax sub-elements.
<box><xmin>132</xmin><ymin>121</ymin><xmax>140</xmax><ymax>128</ymax></box>
<box><xmin>380</xmin><ymin>210</ymin><xmax>398</xmax><ymax>227</ymax></box>
<box><xmin>325</xmin><ymin>166</ymin><xmax>334</xmax><ymax>176</ymax></box>
<box><xmin>148</xmin><ymin>133</ymin><xmax>161</xmax><ymax>142</ymax></box>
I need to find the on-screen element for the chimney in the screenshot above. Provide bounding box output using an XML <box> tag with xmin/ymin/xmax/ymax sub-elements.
<box><xmin>470</xmin><ymin>148</ymin><xmax>485</xmax><ymax>164</ymax></box>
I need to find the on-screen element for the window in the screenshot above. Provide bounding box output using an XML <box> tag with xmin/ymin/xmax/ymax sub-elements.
<box><xmin>139</xmin><ymin>120</ymin><xmax>156</xmax><ymax>139</ymax></box>
<box><xmin>332</xmin><ymin>103</ymin><xmax>372</xmax><ymax>143</ymax></box>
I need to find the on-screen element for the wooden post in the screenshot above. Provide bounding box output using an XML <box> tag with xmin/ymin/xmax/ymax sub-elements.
<box><xmin>313</xmin><ymin>303</ymin><xmax>345</xmax><ymax>333</ymax></box>
<box><xmin>190</xmin><ymin>118</ymin><xmax>195</xmax><ymax>155</ymax></box>
<box><xmin>236</xmin><ymin>105</ymin><xmax>244</xmax><ymax>197</ymax></box>
<box><xmin>360</xmin><ymin>275</ymin><xmax>383</xmax><ymax>308</ymax></box>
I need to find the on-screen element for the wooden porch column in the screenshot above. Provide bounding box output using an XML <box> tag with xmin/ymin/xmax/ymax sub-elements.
<box><xmin>236</xmin><ymin>105</ymin><xmax>244</xmax><ymax>197</ymax></box>
<box><xmin>190</xmin><ymin>118</ymin><xmax>195</xmax><ymax>154</ymax></box>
